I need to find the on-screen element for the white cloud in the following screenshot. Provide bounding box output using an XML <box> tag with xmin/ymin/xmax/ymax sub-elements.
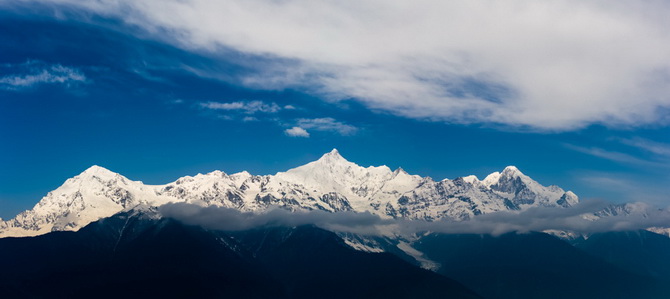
<box><xmin>618</xmin><ymin>137</ymin><xmax>670</xmax><ymax>158</ymax></box>
<box><xmin>564</xmin><ymin>144</ymin><xmax>662</xmax><ymax>168</ymax></box>
<box><xmin>201</xmin><ymin>100</ymin><xmax>281</xmax><ymax>114</ymax></box>
<box><xmin>0</xmin><ymin>63</ymin><xmax>85</xmax><ymax>89</ymax></box>
<box><xmin>297</xmin><ymin>118</ymin><xmax>357</xmax><ymax>135</ymax></box>
<box><xmin>159</xmin><ymin>201</ymin><xmax>670</xmax><ymax>237</ymax></box>
<box><xmin>284</xmin><ymin>126</ymin><xmax>310</xmax><ymax>137</ymax></box>
<box><xmin>565</xmin><ymin>137</ymin><xmax>670</xmax><ymax>170</ymax></box>
<box><xmin>18</xmin><ymin>0</ymin><xmax>670</xmax><ymax>130</ymax></box>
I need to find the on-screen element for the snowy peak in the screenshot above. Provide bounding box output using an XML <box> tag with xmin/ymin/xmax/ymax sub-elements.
<box><xmin>284</xmin><ymin>149</ymin><xmax>355</xmax><ymax>175</ymax></box>
<box><xmin>501</xmin><ymin>165</ymin><xmax>524</xmax><ymax>177</ymax></box>
<box><xmin>281</xmin><ymin>149</ymin><xmax>379</xmax><ymax>181</ymax></box>
<box><xmin>487</xmin><ymin>166</ymin><xmax>531</xmax><ymax>188</ymax></box>
<box><xmin>322</xmin><ymin>148</ymin><xmax>343</xmax><ymax>159</ymax></box>
<box><xmin>493</xmin><ymin>166</ymin><xmax>530</xmax><ymax>191</ymax></box>
<box><xmin>393</xmin><ymin>167</ymin><xmax>408</xmax><ymax>175</ymax></box>
<box><xmin>312</xmin><ymin>148</ymin><xmax>355</xmax><ymax>168</ymax></box>
<box><xmin>277</xmin><ymin>149</ymin><xmax>393</xmax><ymax>205</ymax></box>
<box><xmin>78</xmin><ymin>165</ymin><xmax>121</xmax><ymax>180</ymax></box>
<box><xmin>481</xmin><ymin>166</ymin><xmax>524</xmax><ymax>188</ymax></box>
<box><xmin>461</xmin><ymin>175</ymin><xmax>479</xmax><ymax>185</ymax></box>
<box><xmin>288</xmin><ymin>149</ymin><xmax>355</xmax><ymax>172</ymax></box>
<box><xmin>481</xmin><ymin>165</ymin><xmax>578</xmax><ymax>208</ymax></box>
<box><xmin>82</xmin><ymin>165</ymin><xmax>111</xmax><ymax>173</ymax></box>
<box><xmin>482</xmin><ymin>172</ymin><xmax>501</xmax><ymax>187</ymax></box>
<box><xmin>204</xmin><ymin>170</ymin><xmax>227</xmax><ymax>177</ymax></box>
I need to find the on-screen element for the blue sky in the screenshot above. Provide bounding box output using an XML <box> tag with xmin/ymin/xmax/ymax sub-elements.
<box><xmin>1</xmin><ymin>1</ymin><xmax>670</xmax><ymax>219</ymax></box>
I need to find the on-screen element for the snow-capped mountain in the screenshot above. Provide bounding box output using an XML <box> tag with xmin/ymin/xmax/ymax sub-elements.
<box><xmin>0</xmin><ymin>149</ymin><xmax>578</xmax><ymax>238</ymax></box>
<box><xmin>587</xmin><ymin>202</ymin><xmax>670</xmax><ymax>238</ymax></box>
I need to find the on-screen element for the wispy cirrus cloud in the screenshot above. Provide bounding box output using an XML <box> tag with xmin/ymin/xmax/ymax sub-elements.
<box><xmin>9</xmin><ymin>0</ymin><xmax>670</xmax><ymax>131</ymax></box>
<box><xmin>565</xmin><ymin>136</ymin><xmax>670</xmax><ymax>170</ymax></box>
<box><xmin>564</xmin><ymin>144</ymin><xmax>663</xmax><ymax>168</ymax></box>
<box><xmin>0</xmin><ymin>61</ymin><xmax>86</xmax><ymax>90</ymax></box>
<box><xmin>198</xmin><ymin>99</ymin><xmax>356</xmax><ymax>137</ymax></box>
<box><xmin>296</xmin><ymin>118</ymin><xmax>357</xmax><ymax>136</ymax></box>
<box><xmin>200</xmin><ymin>100</ymin><xmax>282</xmax><ymax>114</ymax></box>
<box><xmin>566</xmin><ymin>137</ymin><xmax>670</xmax><ymax>205</ymax></box>
<box><xmin>617</xmin><ymin>137</ymin><xmax>670</xmax><ymax>158</ymax></box>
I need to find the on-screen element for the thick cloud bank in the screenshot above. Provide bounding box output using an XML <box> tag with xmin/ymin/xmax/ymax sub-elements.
<box><xmin>159</xmin><ymin>201</ymin><xmax>670</xmax><ymax>236</ymax></box>
<box><xmin>8</xmin><ymin>0</ymin><xmax>670</xmax><ymax>130</ymax></box>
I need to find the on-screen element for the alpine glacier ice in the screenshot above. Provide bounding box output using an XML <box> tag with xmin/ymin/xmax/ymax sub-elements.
<box><xmin>0</xmin><ymin>149</ymin><xmax>579</xmax><ymax>238</ymax></box>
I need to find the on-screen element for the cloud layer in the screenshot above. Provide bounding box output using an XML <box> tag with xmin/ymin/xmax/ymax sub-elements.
<box><xmin>159</xmin><ymin>203</ymin><xmax>392</xmax><ymax>235</ymax></box>
<box><xmin>11</xmin><ymin>0</ymin><xmax>670</xmax><ymax>130</ymax></box>
<box><xmin>0</xmin><ymin>61</ymin><xmax>85</xmax><ymax>90</ymax></box>
<box><xmin>159</xmin><ymin>201</ymin><xmax>670</xmax><ymax>237</ymax></box>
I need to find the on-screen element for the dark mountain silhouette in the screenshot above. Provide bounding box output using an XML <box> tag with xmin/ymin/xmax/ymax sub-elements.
<box><xmin>414</xmin><ymin>232</ymin><xmax>670</xmax><ymax>299</ymax></box>
<box><xmin>0</xmin><ymin>212</ymin><xmax>478</xmax><ymax>299</ymax></box>
<box><xmin>573</xmin><ymin>230</ymin><xmax>670</xmax><ymax>281</ymax></box>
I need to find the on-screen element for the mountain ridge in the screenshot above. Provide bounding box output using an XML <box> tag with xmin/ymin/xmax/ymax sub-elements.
<box><xmin>1</xmin><ymin>149</ymin><xmax>578</xmax><ymax>238</ymax></box>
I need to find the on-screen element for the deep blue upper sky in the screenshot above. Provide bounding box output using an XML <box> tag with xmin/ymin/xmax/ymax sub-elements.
<box><xmin>1</xmin><ymin>2</ymin><xmax>669</xmax><ymax>219</ymax></box>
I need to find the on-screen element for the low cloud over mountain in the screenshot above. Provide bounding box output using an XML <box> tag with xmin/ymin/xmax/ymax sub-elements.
<box><xmin>160</xmin><ymin>199</ymin><xmax>670</xmax><ymax>237</ymax></box>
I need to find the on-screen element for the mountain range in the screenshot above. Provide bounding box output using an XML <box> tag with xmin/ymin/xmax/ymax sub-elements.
<box><xmin>0</xmin><ymin>149</ymin><xmax>579</xmax><ymax>238</ymax></box>
<box><xmin>2</xmin><ymin>149</ymin><xmax>670</xmax><ymax>298</ymax></box>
